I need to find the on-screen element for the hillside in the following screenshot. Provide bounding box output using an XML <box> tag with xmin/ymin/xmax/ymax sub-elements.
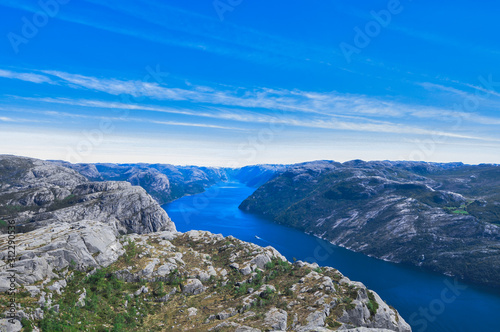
<box><xmin>239</xmin><ymin>160</ymin><xmax>500</xmax><ymax>288</ymax></box>
<box><xmin>0</xmin><ymin>155</ymin><xmax>410</xmax><ymax>331</ymax></box>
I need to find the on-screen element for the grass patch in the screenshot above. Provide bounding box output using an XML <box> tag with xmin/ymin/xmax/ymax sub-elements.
<box><xmin>367</xmin><ymin>291</ymin><xmax>379</xmax><ymax>317</ymax></box>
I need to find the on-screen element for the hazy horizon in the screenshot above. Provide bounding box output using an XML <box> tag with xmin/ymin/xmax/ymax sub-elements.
<box><xmin>3</xmin><ymin>153</ymin><xmax>496</xmax><ymax>169</ymax></box>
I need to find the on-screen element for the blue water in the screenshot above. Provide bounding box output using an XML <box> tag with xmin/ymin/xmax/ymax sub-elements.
<box><xmin>163</xmin><ymin>182</ymin><xmax>500</xmax><ymax>332</ymax></box>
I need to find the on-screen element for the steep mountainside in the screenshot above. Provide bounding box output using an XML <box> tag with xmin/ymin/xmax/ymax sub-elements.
<box><xmin>0</xmin><ymin>156</ymin><xmax>175</xmax><ymax>235</ymax></box>
<box><xmin>227</xmin><ymin>164</ymin><xmax>287</xmax><ymax>187</ymax></box>
<box><xmin>240</xmin><ymin>160</ymin><xmax>500</xmax><ymax>288</ymax></box>
<box><xmin>0</xmin><ymin>155</ymin><xmax>409</xmax><ymax>331</ymax></box>
<box><xmin>55</xmin><ymin>161</ymin><xmax>286</xmax><ymax>205</ymax></box>
<box><xmin>53</xmin><ymin>161</ymin><xmax>230</xmax><ymax>205</ymax></box>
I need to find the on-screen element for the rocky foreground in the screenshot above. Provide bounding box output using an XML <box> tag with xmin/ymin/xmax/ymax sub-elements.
<box><xmin>0</xmin><ymin>155</ymin><xmax>410</xmax><ymax>331</ymax></box>
<box><xmin>0</xmin><ymin>229</ymin><xmax>410</xmax><ymax>331</ymax></box>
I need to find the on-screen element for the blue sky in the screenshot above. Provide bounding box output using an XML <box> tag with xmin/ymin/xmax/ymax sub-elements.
<box><xmin>1</xmin><ymin>0</ymin><xmax>499</xmax><ymax>166</ymax></box>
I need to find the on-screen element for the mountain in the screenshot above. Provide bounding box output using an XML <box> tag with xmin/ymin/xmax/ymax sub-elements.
<box><xmin>0</xmin><ymin>155</ymin><xmax>409</xmax><ymax>331</ymax></box>
<box><xmin>52</xmin><ymin>161</ymin><xmax>230</xmax><ymax>205</ymax></box>
<box><xmin>54</xmin><ymin>161</ymin><xmax>285</xmax><ymax>205</ymax></box>
<box><xmin>0</xmin><ymin>155</ymin><xmax>175</xmax><ymax>235</ymax></box>
<box><xmin>239</xmin><ymin>160</ymin><xmax>500</xmax><ymax>288</ymax></box>
<box><xmin>227</xmin><ymin>164</ymin><xmax>287</xmax><ymax>187</ymax></box>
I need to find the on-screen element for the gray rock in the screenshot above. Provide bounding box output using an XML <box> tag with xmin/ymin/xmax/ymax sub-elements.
<box><xmin>0</xmin><ymin>156</ymin><xmax>176</xmax><ymax>235</ymax></box>
<box><xmin>216</xmin><ymin>308</ymin><xmax>236</xmax><ymax>320</ymax></box>
<box><xmin>198</xmin><ymin>271</ymin><xmax>210</xmax><ymax>282</ymax></box>
<box><xmin>33</xmin><ymin>308</ymin><xmax>44</xmax><ymax>320</ymax></box>
<box><xmin>235</xmin><ymin>326</ymin><xmax>261</xmax><ymax>332</ymax></box>
<box><xmin>156</xmin><ymin>263</ymin><xmax>177</xmax><ymax>277</ymax></box>
<box><xmin>0</xmin><ymin>318</ymin><xmax>22</xmax><ymax>332</ymax></box>
<box><xmin>240</xmin><ymin>265</ymin><xmax>252</xmax><ymax>276</ymax></box>
<box><xmin>134</xmin><ymin>286</ymin><xmax>149</xmax><ymax>296</ymax></box>
<box><xmin>264</xmin><ymin>307</ymin><xmax>287</xmax><ymax>331</ymax></box>
<box><xmin>182</xmin><ymin>278</ymin><xmax>205</xmax><ymax>295</ymax></box>
<box><xmin>250</xmin><ymin>254</ymin><xmax>271</xmax><ymax>269</ymax></box>
<box><xmin>187</xmin><ymin>307</ymin><xmax>198</xmax><ymax>316</ymax></box>
<box><xmin>0</xmin><ymin>220</ymin><xmax>124</xmax><ymax>291</ymax></box>
<box><xmin>76</xmin><ymin>289</ymin><xmax>87</xmax><ymax>307</ymax></box>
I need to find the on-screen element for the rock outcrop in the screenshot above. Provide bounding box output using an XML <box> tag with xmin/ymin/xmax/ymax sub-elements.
<box><xmin>1</xmin><ymin>229</ymin><xmax>410</xmax><ymax>331</ymax></box>
<box><xmin>0</xmin><ymin>220</ymin><xmax>123</xmax><ymax>291</ymax></box>
<box><xmin>0</xmin><ymin>155</ymin><xmax>176</xmax><ymax>235</ymax></box>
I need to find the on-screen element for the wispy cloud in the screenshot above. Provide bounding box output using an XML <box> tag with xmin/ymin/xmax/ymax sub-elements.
<box><xmin>0</xmin><ymin>69</ymin><xmax>53</xmax><ymax>84</ymax></box>
<box><xmin>1</xmin><ymin>106</ymin><xmax>246</xmax><ymax>131</ymax></box>
<box><xmin>3</xmin><ymin>67</ymin><xmax>500</xmax><ymax>142</ymax></box>
<box><xmin>6</xmin><ymin>96</ymin><xmax>496</xmax><ymax>142</ymax></box>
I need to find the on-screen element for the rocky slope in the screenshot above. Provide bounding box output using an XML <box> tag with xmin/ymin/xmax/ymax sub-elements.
<box><xmin>226</xmin><ymin>165</ymin><xmax>286</xmax><ymax>188</ymax></box>
<box><xmin>0</xmin><ymin>155</ymin><xmax>175</xmax><ymax>235</ymax></box>
<box><xmin>0</xmin><ymin>156</ymin><xmax>410</xmax><ymax>331</ymax></box>
<box><xmin>239</xmin><ymin>160</ymin><xmax>500</xmax><ymax>288</ymax></box>
<box><xmin>0</xmin><ymin>229</ymin><xmax>410</xmax><ymax>331</ymax></box>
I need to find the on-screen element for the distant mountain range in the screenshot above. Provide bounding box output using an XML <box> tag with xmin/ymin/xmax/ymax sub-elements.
<box><xmin>52</xmin><ymin>160</ymin><xmax>284</xmax><ymax>205</ymax></box>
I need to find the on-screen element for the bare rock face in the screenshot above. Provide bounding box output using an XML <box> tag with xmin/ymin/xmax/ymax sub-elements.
<box><xmin>0</xmin><ymin>220</ymin><xmax>124</xmax><ymax>291</ymax></box>
<box><xmin>264</xmin><ymin>307</ymin><xmax>287</xmax><ymax>330</ymax></box>
<box><xmin>0</xmin><ymin>155</ymin><xmax>176</xmax><ymax>235</ymax></box>
<box><xmin>0</xmin><ymin>318</ymin><xmax>22</xmax><ymax>332</ymax></box>
<box><xmin>182</xmin><ymin>278</ymin><xmax>205</xmax><ymax>295</ymax></box>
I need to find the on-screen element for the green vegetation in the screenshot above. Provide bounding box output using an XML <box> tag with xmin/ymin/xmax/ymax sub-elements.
<box><xmin>313</xmin><ymin>267</ymin><xmax>323</xmax><ymax>274</ymax></box>
<box><xmin>265</xmin><ymin>258</ymin><xmax>293</xmax><ymax>280</ymax></box>
<box><xmin>444</xmin><ymin>201</ymin><xmax>472</xmax><ymax>215</ymax></box>
<box><xmin>366</xmin><ymin>291</ymin><xmax>379</xmax><ymax>317</ymax></box>
<box><xmin>39</xmin><ymin>267</ymin><xmax>145</xmax><ymax>331</ymax></box>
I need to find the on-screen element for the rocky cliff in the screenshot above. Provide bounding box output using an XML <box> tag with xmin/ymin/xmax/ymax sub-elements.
<box><xmin>0</xmin><ymin>156</ymin><xmax>410</xmax><ymax>331</ymax></box>
<box><xmin>239</xmin><ymin>160</ymin><xmax>500</xmax><ymax>288</ymax></box>
<box><xmin>0</xmin><ymin>155</ymin><xmax>176</xmax><ymax>235</ymax></box>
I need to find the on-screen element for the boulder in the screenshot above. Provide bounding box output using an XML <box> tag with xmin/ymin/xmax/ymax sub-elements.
<box><xmin>0</xmin><ymin>319</ymin><xmax>22</xmax><ymax>332</ymax></box>
<box><xmin>182</xmin><ymin>278</ymin><xmax>205</xmax><ymax>295</ymax></box>
<box><xmin>264</xmin><ymin>307</ymin><xmax>287</xmax><ymax>331</ymax></box>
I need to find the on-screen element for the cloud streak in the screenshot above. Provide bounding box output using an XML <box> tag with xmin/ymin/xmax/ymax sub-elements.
<box><xmin>2</xmin><ymin>67</ymin><xmax>500</xmax><ymax>143</ymax></box>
